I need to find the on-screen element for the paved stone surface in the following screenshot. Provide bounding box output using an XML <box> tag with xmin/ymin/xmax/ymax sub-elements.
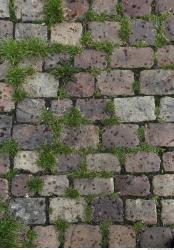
<box><xmin>125</xmin><ymin>152</ymin><xmax>161</xmax><ymax>173</ymax></box>
<box><xmin>165</xmin><ymin>16</ymin><xmax>174</xmax><ymax>41</ymax></box>
<box><xmin>122</xmin><ymin>0</ymin><xmax>152</xmax><ymax>17</ymax></box>
<box><xmin>115</xmin><ymin>175</ymin><xmax>150</xmax><ymax>196</ymax></box>
<box><xmin>109</xmin><ymin>225</ymin><xmax>136</xmax><ymax>248</ymax></box>
<box><xmin>14</xmin><ymin>151</ymin><xmax>40</xmax><ymax>173</ymax></box>
<box><xmin>153</xmin><ymin>174</ymin><xmax>174</xmax><ymax>196</ymax></box>
<box><xmin>163</xmin><ymin>152</ymin><xmax>174</xmax><ymax>172</ymax></box>
<box><xmin>13</xmin><ymin>125</ymin><xmax>53</xmax><ymax>150</ymax></box>
<box><xmin>114</xmin><ymin>96</ymin><xmax>156</xmax><ymax>122</ymax></box>
<box><xmin>44</xmin><ymin>53</ymin><xmax>71</xmax><ymax>71</ymax></box>
<box><xmin>158</xmin><ymin>46</ymin><xmax>174</xmax><ymax>67</ymax></box>
<box><xmin>40</xmin><ymin>175</ymin><xmax>69</xmax><ymax>196</ymax></box>
<box><xmin>64</xmin><ymin>0</ymin><xmax>89</xmax><ymax>20</ymax></box>
<box><xmin>111</xmin><ymin>47</ymin><xmax>154</xmax><ymax>68</ymax></box>
<box><xmin>62</xmin><ymin>125</ymin><xmax>99</xmax><ymax>149</ymax></box>
<box><xmin>92</xmin><ymin>196</ymin><xmax>123</xmax><ymax>223</ymax></box>
<box><xmin>126</xmin><ymin>199</ymin><xmax>157</xmax><ymax>224</ymax></box>
<box><xmin>89</xmin><ymin>21</ymin><xmax>121</xmax><ymax>44</ymax></box>
<box><xmin>0</xmin><ymin>61</ymin><xmax>10</xmax><ymax>80</ymax></box>
<box><xmin>92</xmin><ymin>0</ymin><xmax>118</xmax><ymax>15</ymax></box>
<box><xmin>23</xmin><ymin>73</ymin><xmax>59</xmax><ymax>98</ymax></box>
<box><xmin>140</xmin><ymin>70</ymin><xmax>174</xmax><ymax>95</ymax></box>
<box><xmin>0</xmin><ymin>83</ymin><xmax>15</xmax><ymax>112</ymax></box>
<box><xmin>0</xmin><ymin>178</ymin><xmax>8</xmax><ymax>200</ymax></box>
<box><xmin>15</xmin><ymin>23</ymin><xmax>47</xmax><ymax>40</ymax></box>
<box><xmin>49</xmin><ymin>198</ymin><xmax>86</xmax><ymax>223</ymax></box>
<box><xmin>50</xmin><ymin>99</ymin><xmax>73</xmax><ymax>117</ymax></box>
<box><xmin>160</xmin><ymin>97</ymin><xmax>174</xmax><ymax>122</ymax></box>
<box><xmin>11</xmin><ymin>174</ymin><xmax>33</xmax><ymax>197</ymax></box>
<box><xmin>0</xmin><ymin>0</ymin><xmax>10</xmax><ymax>18</ymax></box>
<box><xmin>65</xmin><ymin>72</ymin><xmax>95</xmax><ymax>97</ymax></box>
<box><xmin>64</xmin><ymin>225</ymin><xmax>102</xmax><ymax>248</ymax></box>
<box><xmin>0</xmin><ymin>115</ymin><xmax>12</xmax><ymax>143</ymax></box>
<box><xmin>0</xmin><ymin>155</ymin><xmax>10</xmax><ymax>174</ymax></box>
<box><xmin>57</xmin><ymin>153</ymin><xmax>83</xmax><ymax>173</ymax></box>
<box><xmin>51</xmin><ymin>23</ymin><xmax>83</xmax><ymax>45</ymax></box>
<box><xmin>155</xmin><ymin>0</ymin><xmax>174</xmax><ymax>13</ymax></box>
<box><xmin>9</xmin><ymin>198</ymin><xmax>46</xmax><ymax>224</ymax></box>
<box><xmin>33</xmin><ymin>226</ymin><xmax>59</xmax><ymax>248</ymax></box>
<box><xmin>145</xmin><ymin>123</ymin><xmax>174</xmax><ymax>147</ymax></box>
<box><xmin>86</xmin><ymin>153</ymin><xmax>120</xmax><ymax>172</ymax></box>
<box><xmin>16</xmin><ymin>99</ymin><xmax>45</xmax><ymax>123</ymax></box>
<box><xmin>102</xmin><ymin>125</ymin><xmax>139</xmax><ymax>148</ymax></box>
<box><xmin>161</xmin><ymin>200</ymin><xmax>174</xmax><ymax>225</ymax></box>
<box><xmin>74</xmin><ymin>177</ymin><xmax>114</xmax><ymax>195</ymax></box>
<box><xmin>0</xmin><ymin>21</ymin><xmax>13</xmax><ymax>40</ymax></box>
<box><xmin>96</xmin><ymin>70</ymin><xmax>134</xmax><ymax>96</ymax></box>
<box><xmin>74</xmin><ymin>49</ymin><xmax>107</xmax><ymax>69</ymax></box>
<box><xmin>140</xmin><ymin>227</ymin><xmax>172</xmax><ymax>248</ymax></box>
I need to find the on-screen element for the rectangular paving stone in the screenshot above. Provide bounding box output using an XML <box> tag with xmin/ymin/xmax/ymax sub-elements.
<box><xmin>86</xmin><ymin>153</ymin><xmax>121</xmax><ymax>172</ymax></box>
<box><xmin>91</xmin><ymin>0</ymin><xmax>118</xmax><ymax>15</ymax></box>
<box><xmin>62</xmin><ymin>125</ymin><xmax>99</xmax><ymax>149</ymax></box>
<box><xmin>0</xmin><ymin>21</ymin><xmax>13</xmax><ymax>40</ymax></box>
<box><xmin>9</xmin><ymin>198</ymin><xmax>46</xmax><ymax>224</ymax></box>
<box><xmin>157</xmin><ymin>46</ymin><xmax>174</xmax><ymax>67</ymax></box>
<box><xmin>19</xmin><ymin>58</ymin><xmax>43</xmax><ymax>72</ymax></box>
<box><xmin>109</xmin><ymin>225</ymin><xmax>136</xmax><ymax>248</ymax></box>
<box><xmin>92</xmin><ymin>196</ymin><xmax>123</xmax><ymax>223</ymax></box>
<box><xmin>44</xmin><ymin>53</ymin><xmax>71</xmax><ymax>71</ymax></box>
<box><xmin>57</xmin><ymin>153</ymin><xmax>83</xmax><ymax>173</ymax></box>
<box><xmin>74</xmin><ymin>177</ymin><xmax>114</xmax><ymax>195</ymax></box>
<box><xmin>111</xmin><ymin>47</ymin><xmax>154</xmax><ymax>68</ymax></box>
<box><xmin>49</xmin><ymin>197</ymin><xmax>86</xmax><ymax>223</ymax></box>
<box><xmin>16</xmin><ymin>99</ymin><xmax>45</xmax><ymax>123</ymax></box>
<box><xmin>114</xmin><ymin>96</ymin><xmax>156</xmax><ymax>122</ymax></box>
<box><xmin>23</xmin><ymin>73</ymin><xmax>59</xmax><ymax>98</ymax></box>
<box><xmin>15</xmin><ymin>0</ymin><xmax>44</xmax><ymax>21</ymax></box>
<box><xmin>65</xmin><ymin>72</ymin><xmax>95</xmax><ymax>97</ymax></box>
<box><xmin>122</xmin><ymin>0</ymin><xmax>152</xmax><ymax>17</ymax></box>
<box><xmin>40</xmin><ymin>175</ymin><xmax>69</xmax><ymax>196</ymax></box>
<box><xmin>11</xmin><ymin>174</ymin><xmax>33</xmax><ymax>197</ymax></box>
<box><xmin>153</xmin><ymin>174</ymin><xmax>174</xmax><ymax>196</ymax></box>
<box><xmin>145</xmin><ymin>123</ymin><xmax>174</xmax><ymax>147</ymax></box>
<box><xmin>125</xmin><ymin>152</ymin><xmax>161</xmax><ymax>173</ymax></box>
<box><xmin>115</xmin><ymin>175</ymin><xmax>150</xmax><ymax>196</ymax></box>
<box><xmin>76</xmin><ymin>99</ymin><xmax>109</xmax><ymax>121</ymax></box>
<box><xmin>126</xmin><ymin>199</ymin><xmax>157</xmax><ymax>224</ymax></box>
<box><xmin>64</xmin><ymin>0</ymin><xmax>89</xmax><ymax>20</ymax></box>
<box><xmin>0</xmin><ymin>61</ymin><xmax>10</xmax><ymax>80</ymax></box>
<box><xmin>51</xmin><ymin>23</ymin><xmax>82</xmax><ymax>46</ymax></box>
<box><xmin>161</xmin><ymin>200</ymin><xmax>174</xmax><ymax>225</ymax></box>
<box><xmin>0</xmin><ymin>83</ymin><xmax>15</xmax><ymax>112</ymax></box>
<box><xmin>50</xmin><ymin>99</ymin><xmax>73</xmax><ymax>117</ymax></box>
<box><xmin>88</xmin><ymin>21</ymin><xmax>121</xmax><ymax>44</ymax></box>
<box><xmin>33</xmin><ymin>226</ymin><xmax>59</xmax><ymax>248</ymax></box>
<box><xmin>13</xmin><ymin>125</ymin><xmax>53</xmax><ymax>150</ymax></box>
<box><xmin>74</xmin><ymin>49</ymin><xmax>107</xmax><ymax>69</ymax></box>
<box><xmin>140</xmin><ymin>227</ymin><xmax>172</xmax><ymax>248</ymax></box>
<box><xmin>64</xmin><ymin>225</ymin><xmax>102</xmax><ymax>248</ymax></box>
<box><xmin>0</xmin><ymin>155</ymin><xmax>10</xmax><ymax>174</ymax></box>
<box><xmin>0</xmin><ymin>178</ymin><xmax>8</xmax><ymax>200</ymax></box>
<box><xmin>15</xmin><ymin>23</ymin><xmax>47</xmax><ymax>40</ymax></box>
<box><xmin>96</xmin><ymin>70</ymin><xmax>134</xmax><ymax>96</ymax></box>
<box><xmin>0</xmin><ymin>0</ymin><xmax>10</xmax><ymax>18</ymax></box>
<box><xmin>14</xmin><ymin>151</ymin><xmax>40</xmax><ymax>173</ymax></box>
<box><xmin>165</xmin><ymin>16</ymin><xmax>174</xmax><ymax>41</ymax></box>
<box><xmin>0</xmin><ymin>115</ymin><xmax>12</xmax><ymax>143</ymax></box>
<box><xmin>102</xmin><ymin>125</ymin><xmax>139</xmax><ymax>148</ymax></box>
<box><xmin>160</xmin><ymin>97</ymin><xmax>174</xmax><ymax>122</ymax></box>
<box><xmin>155</xmin><ymin>0</ymin><xmax>174</xmax><ymax>13</ymax></box>
<box><xmin>140</xmin><ymin>70</ymin><xmax>174</xmax><ymax>95</ymax></box>
<box><xmin>163</xmin><ymin>152</ymin><xmax>174</xmax><ymax>172</ymax></box>
<box><xmin>129</xmin><ymin>19</ymin><xmax>156</xmax><ymax>46</ymax></box>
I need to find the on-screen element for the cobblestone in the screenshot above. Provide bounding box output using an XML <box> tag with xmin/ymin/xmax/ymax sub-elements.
<box><xmin>163</xmin><ymin>152</ymin><xmax>174</xmax><ymax>172</ymax></box>
<box><xmin>14</xmin><ymin>151</ymin><xmax>40</xmax><ymax>173</ymax></box>
<box><xmin>122</xmin><ymin>0</ymin><xmax>152</xmax><ymax>17</ymax></box>
<box><xmin>11</xmin><ymin>175</ymin><xmax>33</xmax><ymax>197</ymax></box>
<box><xmin>0</xmin><ymin>0</ymin><xmax>10</xmax><ymax>18</ymax></box>
<box><xmin>160</xmin><ymin>97</ymin><xmax>174</xmax><ymax>122</ymax></box>
<box><xmin>0</xmin><ymin>155</ymin><xmax>10</xmax><ymax>174</ymax></box>
<box><xmin>161</xmin><ymin>200</ymin><xmax>174</xmax><ymax>225</ymax></box>
<box><xmin>91</xmin><ymin>0</ymin><xmax>118</xmax><ymax>15</ymax></box>
<box><xmin>155</xmin><ymin>0</ymin><xmax>174</xmax><ymax>13</ymax></box>
<box><xmin>0</xmin><ymin>178</ymin><xmax>8</xmax><ymax>200</ymax></box>
<box><xmin>0</xmin><ymin>21</ymin><xmax>13</xmax><ymax>40</ymax></box>
<box><xmin>0</xmin><ymin>83</ymin><xmax>15</xmax><ymax>112</ymax></box>
<box><xmin>0</xmin><ymin>115</ymin><xmax>12</xmax><ymax>143</ymax></box>
<box><xmin>57</xmin><ymin>153</ymin><xmax>83</xmax><ymax>173</ymax></box>
<box><xmin>50</xmin><ymin>99</ymin><xmax>73</xmax><ymax>117</ymax></box>
<box><xmin>64</xmin><ymin>0</ymin><xmax>89</xmax><ymax>20</ymax></box>
<box><xmin>153</xmin><ymin>174</ymin><xmax>174</xmax><ymax>196</ymax></box>
<box><xmin>33</xmin><ymin>226</ymin><xmax>59</xmax><ymax>248</ymax></box>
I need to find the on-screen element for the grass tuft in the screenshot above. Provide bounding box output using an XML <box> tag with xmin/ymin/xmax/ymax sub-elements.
<box><xmin>37</xmin><ymin>145</ymin><xmax>57</xmax><ymax>173</ymax></box>
<box><xmin>27</xmin><ymin>176</ymin><xmax>44</xmax><ymax>193</ymax></box>
<box><xmin>65</xmin><ymin>187</ymin><xmax>80</xmax><ymax>199</ymax></box>
<box><xmin>105</xmin><ymin>100</ymin><xmax>115</xmax><ymax>114</ymax></box>
<box><xmin>85</xmin><ymin>195</ymin><xmax>94</xmax><ymax>224</ymax></box>
<box><xmin>12</xmin><ymin>88</ymin><xmax>28</xmax><ymax>102</ymax></box>
<box><xmin>55</xmin><ymin>218</ymin><xmax>69</xmax><ymax>247</ymax></box>
<box><xmin>63</xmin><ymin>107</ymin><xmax>88</xmax><ymax>127</ymax></box>
<box><xmin>4</xmin><ymin>169</ymin><xmax>17</xmax><ymax>181</ymax></box>
<box><xmin>57</xmin><ymin>87</ymin><xmax>69</xmax><ymax>99</ymax></box>
<box><xmin>119</xmin><ymin>16</ymin><xmax>131</xmax><ymax>44</ymax></box>
<box><xmin>102</xmin><ymin>116</ymin><xmax>120</xmax><ymax>126</ymax></box>
<box><xmin>0</xmin><ymin>139</ymin><xmax>18</xmax><ymax>157</ymax></box>
<box><xmin>51</xmin><ymin>65</ymin><xmax>81</xmax><ymax>80</ymax></box>
<box><xmin>133</xmin><ymin>221</ymin><xmax>145</xmax><ymax>233</ymax></box>
<box><xmin>9</xmin><ymin>0</ymin><xmax>17</xmax><ymax>22</ymax></box>
<box><xmin>100</xmin><ymin>221</ymin><xmax>111</xmax><ymax>247</ymax></box>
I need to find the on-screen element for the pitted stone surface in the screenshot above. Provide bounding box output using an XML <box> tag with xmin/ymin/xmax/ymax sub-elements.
<box><xmin>57</xmin><ymin>153</ymin><xmax>83</xmax><ymax>173</ymax></box>
<box><xmin>9</xmin><ymin>198</ymin><xmax>46</xmax><ymax>224</ymax></box>
<box><xmin>33</xmin><ymin>226</ymin><xmax>59</xmax><ymax>248</ymax></box>
<box><xmin>102</xmin><ymin>125</ymin><xmax>139</xmax><ymax>148</ymax></box>
<box><xmin>64</xmin><ymin>0</ymin><xmax>89</xmax><ymax>20</ymax></box>
<box><xmin>125</xmin><ymin>152</ymin><xmax>161</xmax><ymax>173</ymax></box>
<box><xmin>158</xmin><ymin>46</ymin><xmax>174</xmax><ymax>67</ymax></box>
<box><xmin>50</xmin><ymin>99</ymin><xmax>73</xmax><ymax>117</ymax></box>
<box><xmin>126</xmin><ymin>199</ymin><xmax>157</xmax><ymax>224</ymax></box>
<box><xmin>11</xmin><ymin>174</ymin><xmax>33</xmax><ymax>197</ymax></box>
<box><xmin>16</xmin><ymin>99</ymin><xmax>45</xmax><ymax>123</ymax></box>
<box><xmin>122</xmin><ymin>0</ymin><xmax>152</xmax><ymax>17</ymax></box>
<box><xmin>74</xmin><ymin>178</ymin><xmax>114</xmax><ymax>195</ymax></box>
<box><xmin>163</xmin><ymin>152</ymin><xmax>174</xmax><ymax>172</ymax></box>
<box><xmin>0</xmin><ymin>178</ymin><xmax>8</xmax><ymax>200</ymax></box>
<box><xmin>0</xmin><ymin>0</ymin><xmax>10</xmax><ymax>18</ymax></box>
<box><xmin>165</xmin><ymin>16</ymin><xmax>174</xmax><ymax>41</ymax></box>
<box><xmin>153</xmin><ymin>174</ymin><xmax>174</xmax><ymax>196</ymax></box>
<box><xmin>0</xmin><ymin>83</ymin><xmax>15</xmax><ymax>112</ymax></box>
<box><xmin>14</xmin><ymin>151</ymin><xmax>40</xmax><ymax>173</ymax></box>
<box><xmin>49</xmin><ymin>197</ymin><xmax>86</xmax><ymax>223</ymax></box>
<box><xmin>96</xmin><ymin>70</ymin><xmax>134</xmax><ymax>96</ymax></box>
<box><xmin>40</xmin><ymin>175</ymin><xmax>69</xmax><ymax>196</ymax></box>
<box><xmin>15</xmin><ymin>23</ymin><xmax>47</xmax><ymax>40</ymax></box>
<box><xmin>23</xmin><ymin>73</ymin><xmax>59</xmax><ymax>98</ymax></box>
<box><xmin>88</xmin><ymin>21</ymin><xmax>121</xmax><ymax>44</ymax></box>
<box><xmin>161</xmin><ymin>200</ymin><xmax>174</xmax><ymax>225</ymax></box>
<box><xmin>13</xmin><ymin>125</ymin><xmax>53</xmax><ymax>150</ymax></box>
<box><xmin>0</xmin><ymin>115</ymin><xmax>12</xmax><ymax>143</ymax></box>
<box><xmin>109</xmin><ymin>225</ymin><xmax>136</xmax><ymax>248</ymax></box>
<box><xmin>0</xmin><ymin>61</ymin><xmax>10</xmax><ymax>80</ymax></box>
<box><xmin>44</xmin><ymin>53</ymin><xmax>71</xmax><ymax>71</ymax></box>
<box><xmin>160</xmin><ymin>97</ymin><xmax>174</xmax><ymax>122</ymax></box>
<box><xmin>115</xmin><ymin>175</ymin><xmax>150</xmax><ymax>196</ymax></box>
<box><xmin>114</xmin><ymin>96</ymin><xmax>156</xmax><ymax>122</ymax></box>
<box><xmin>0</xmin><ymin>21</ymin><xmax>13</xmax><ymax>40</ymax></box>
<box><xmin>0</xmin><ymin>155</ymin><xmax>10</xmax><ymax>174</ymax></box>
<box><xmin>155</xmin><ymin>0</ymin><xmax>174</xmax><ymax>13</ymax></box>
<box><xmin>92</xmin><ymin>0</ymin><xmax>118</xmax><ymax>15</ymax></box>
<box><xmin>86</xmin><ymin>153</ymin><xmax>120</xmax><ymax>172</ymax></box>
<box><xmin>51</xmin><ymin>23</ymin><xmax>83</xmax><ymax>46</ymax></box>
<box><xmin>92</xmin><ymin>196</ymin><xmax>123</xmax><ymax>223</ymax></box>
<box><xmin>64</xmin><ymin>225</ymin><xmax>102</xmax><ymax>248</ymax></box>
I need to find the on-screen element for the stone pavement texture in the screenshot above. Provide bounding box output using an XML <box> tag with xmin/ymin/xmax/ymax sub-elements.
<box><xmin>1</xmin><ymin>0</ymin><xmax>174</xmax><ymax>248</ymax></box>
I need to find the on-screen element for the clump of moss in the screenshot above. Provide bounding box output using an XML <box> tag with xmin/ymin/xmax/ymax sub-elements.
<box><xmin>27</xmin><ymin>176</ymin><xmax>44</xmax><ymax>193</ymax></box>
<box><xmin>133</xmin><ymin>221</ymin><xmax>145</xmax><ymax>233</ymax></box>
<box><xmin>44</xmin><ymin>0</ymin><xmax>65</xmax><ymax>27</ymax></box>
